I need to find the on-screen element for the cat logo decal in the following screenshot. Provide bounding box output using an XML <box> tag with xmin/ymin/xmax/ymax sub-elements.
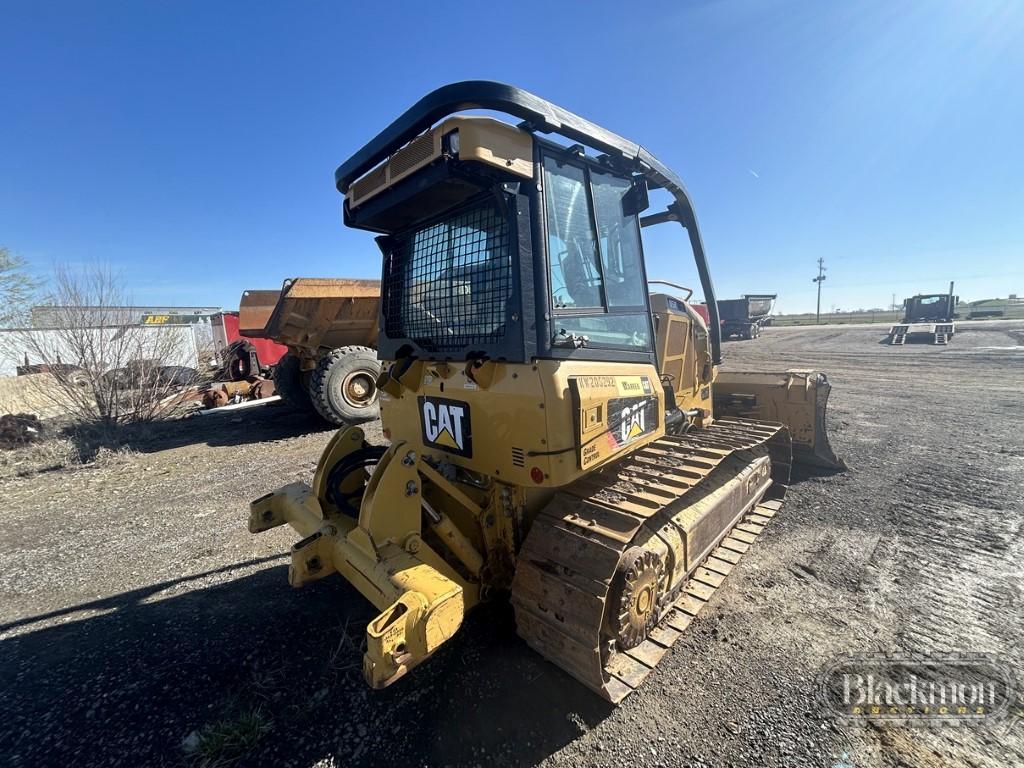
<box><xmin>419</xmin><ymin>396</ymin><xmax>472</xmax><ymax>458</ymax></box>
<box><xmin>608</xmin><ymin>396</ymin><xmax>658</xmax><ymax>448</ymax></box>
<box><xmin>619</xmin><ymin>400</ymin><xmax>648</xmax><ymax>442</ymax></box>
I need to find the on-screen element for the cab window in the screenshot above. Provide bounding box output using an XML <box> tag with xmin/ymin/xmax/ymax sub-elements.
<box><xmin>591</xmin><ymin>171</ymin><xmax>647</xmax><ymax>308</ymax></box>
<box><xmin>542</xmin><ymin>154</ymin><xmax>651</xmax><ymax>351</ymax></box>
<box><xmin>543</xmin><ymin>159</ymin><xmax>603</xmax><ymax>310</ymax></box>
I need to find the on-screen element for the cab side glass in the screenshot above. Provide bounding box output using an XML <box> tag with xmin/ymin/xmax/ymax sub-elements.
<box><xmin>543</xmin><ymin>157</ymin><xmax>604</xmax><ymax>310</ymax></box>
<box><xmin>591</xmin><ymin>170</ymin><xmax>647</xmax><ymax>309</ymax></box>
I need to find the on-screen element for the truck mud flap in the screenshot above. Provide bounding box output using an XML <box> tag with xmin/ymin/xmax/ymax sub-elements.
<box><xmin>713</xmin><ymin>370</ymin><xmax>846</xmax><ymax>470</ymax></box>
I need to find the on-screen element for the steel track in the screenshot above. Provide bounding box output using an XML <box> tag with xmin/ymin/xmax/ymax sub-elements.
<box><xmin>511</xmin><ymin>418</ymin><xmax>790</xmax><ymax>702</ymax></box>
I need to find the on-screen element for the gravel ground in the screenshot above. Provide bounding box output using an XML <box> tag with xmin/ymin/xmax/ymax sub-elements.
<box><xmin>1</xmin><ymin>321</ymin><xmax>1022</xmax><ymax>767</ymax></box>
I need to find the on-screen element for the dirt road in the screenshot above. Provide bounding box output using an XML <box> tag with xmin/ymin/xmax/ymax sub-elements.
<box><xmin>1</xmin><ymin>321</ymin><xmax>1021</xmax><ymax>767</ymax></box>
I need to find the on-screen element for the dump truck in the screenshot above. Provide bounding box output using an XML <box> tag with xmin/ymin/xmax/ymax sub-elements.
<box><xmin>717</xmin><ymin>294</ymin><xmax>777</xmax><ymax>340</ymax></box>
<box><xmin>249</xmin><ymin>82</ymin><xmax>844</xmax><ymax>702</ymax></box>
<box><xmin>887</xmin><ymin>282</ymin><xmax>957</xmax><ymax>345</ymax></box>
<box><xmin>239</xmin><ymin>278</ymin><xmax>382</xmax><ymax>424</ymax></box>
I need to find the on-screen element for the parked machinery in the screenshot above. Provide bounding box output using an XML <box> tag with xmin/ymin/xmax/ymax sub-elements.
<box><xmin>249</xmin><ymin>82</ymin><xmax>843</xmax><ymax>702</ymax></box>
<box><xmin>717</xmin><ymin>294</ymin><xmax>777</xmax><ymax>340</ymax></box>
<box><xmin>239</xmin><ymin>279</ymin><xmax>382</xmax><ymax>424</ymax></box>
<box><xmin>887</xmin><ymin>282</ymin><xmax>958</xmax><ymax>345</ymax></box>
<box><xmin>210</xmin><ymin>309</ymin><xmax>288</xmax><ymax>381</ymax></box>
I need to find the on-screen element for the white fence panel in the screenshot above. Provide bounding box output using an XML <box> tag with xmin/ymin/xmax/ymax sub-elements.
<box><xmin>0</xmin><ymin>326</ymin><xmax>204</xmax><ymax>378</ymax></box>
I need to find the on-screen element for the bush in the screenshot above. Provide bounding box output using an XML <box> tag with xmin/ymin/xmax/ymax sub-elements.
<box><xmin>16</xmin><ymin>264</ymin><xmax>200</xmax><ymax>439</ymax></box>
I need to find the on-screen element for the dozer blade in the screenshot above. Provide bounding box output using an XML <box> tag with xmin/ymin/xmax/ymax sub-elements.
<box><xmin>512</xmin><ymin>419</ymin><xmax>791</xmax><ymax>703</ymax></box>
<box><xmin>713</xmin><ymin>370</ymin><xmax>846</xmax><ymax>470</ymax></box>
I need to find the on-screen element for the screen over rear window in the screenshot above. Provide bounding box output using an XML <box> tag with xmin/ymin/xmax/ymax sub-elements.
<box><xmin>383</xmin><ymin>199</ymin><xmax>513</xmax><ymax>352</ymax></box>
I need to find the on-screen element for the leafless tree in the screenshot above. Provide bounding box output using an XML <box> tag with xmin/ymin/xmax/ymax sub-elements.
<box><xmin>0</xmin><ymin>247</ymin><xmax>40</xmax><ymax>328</ymax></box>
<box><xmin>16</xmin><ymin>263</ymin><xmax>200</xmax><ymax>435</ymax></box>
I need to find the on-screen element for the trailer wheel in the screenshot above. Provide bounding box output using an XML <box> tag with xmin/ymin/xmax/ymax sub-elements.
<box><xmin>273</xmin><ymin>353</ymin><xmax>314</xmax><ymax>412</ymax></box>
<box><xmin>309</xmin><ymin>346</ymin><xmax>380</xmax><ymax>425</ymax></box>
<box><xmin>228</xmin><ymin>342</ymin><xmax>254</xmax><ymax>381</ymax></box>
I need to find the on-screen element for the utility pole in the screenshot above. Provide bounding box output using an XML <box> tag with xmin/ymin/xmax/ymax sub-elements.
<box><xmin>891</xmin><ymin>293</ymin><xmax>896</xmax><ymax>312</ymax></box>
<box><xmin>812</xmin><ymin>257</ymin><xmax>827</xmax><ymax>324</ymax></box>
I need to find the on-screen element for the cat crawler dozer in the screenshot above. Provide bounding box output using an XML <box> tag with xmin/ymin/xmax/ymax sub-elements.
<box><xmin>249</xmin><ymin>82</ymin><xmax>844</xmax><ymax>702</ymax></box>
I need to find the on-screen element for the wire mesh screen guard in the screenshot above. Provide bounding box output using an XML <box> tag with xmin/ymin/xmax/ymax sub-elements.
<box><xmin>384</xmin><ymin>201</ymin><xmax>513</xmax><ymax>352</ymax></box>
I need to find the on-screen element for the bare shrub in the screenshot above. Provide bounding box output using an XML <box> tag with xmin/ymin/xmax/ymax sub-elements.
<box><xmin>15</xmin><ymin>264</ymin><xmax>200</xmax><ymax>436</ymax></box>
<box><xmin>0</xmin><ymin>246</ymin><xmax>40</xmax><ymax>328</ymax></box>
<box><xmin>0</xmin><ymin>435</ymin><xmax>81</xmax><ymax>480</ymax></box>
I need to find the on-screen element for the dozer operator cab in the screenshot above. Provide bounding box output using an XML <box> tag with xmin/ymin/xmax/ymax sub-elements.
<box><xmin>250</xmin><ymin>82</ymin><xmax>842</xmax><ymax>702</ymax></box>
<box><xmin>336</xmin><ymin>83</ymin><xmax>727</xmax><ymax>472</ymax></box>
<box><xmin>336</xmin><ymin>84</ymin><xmax>725</xmax><ymax>359</ymax></box>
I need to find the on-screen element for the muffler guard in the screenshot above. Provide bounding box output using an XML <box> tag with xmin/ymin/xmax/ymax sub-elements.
<box><xmin>713</xmin><ymin>370</ymin><xmax>846</xmax><ymax>470</ymax></box>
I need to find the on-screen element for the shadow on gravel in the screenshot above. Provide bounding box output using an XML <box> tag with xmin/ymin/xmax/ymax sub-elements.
<box><xmin>67</xmin><ymin>404</ymin><xmax>334</xmax><ymax>460</ymax></box>
<box><xmin>0</xmin><ymin>555</ymin><xmax>289</xmax><ymax>635</ymax></box>
<box><xmin>790</xmin><ymin>463</ymin><xmax>847</xmax><ymax>484</ymax></box>
<box><xmin>0</xmin><ymin>561</ymin><xmax>610</xmax><ymax>767</ymax></box>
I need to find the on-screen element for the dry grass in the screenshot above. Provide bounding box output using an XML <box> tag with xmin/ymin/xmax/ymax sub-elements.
<box><xmin>0</xmin><ymin>432</ymin><xmax>140</xmax><ymax>481</ymax></box>
<box><xmin>0</xmin><ymin>436</ymin><xmax>81</xmax><ymax>480</ymax></box>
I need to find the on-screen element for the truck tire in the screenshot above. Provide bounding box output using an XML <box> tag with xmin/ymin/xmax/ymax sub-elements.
<box><xmin>309</xmin><ymin>346</ymin><xmax>380</xmax><ymax>425</ymax></box>
<box><xmin>273</xmin><ymin>353</ymin><xmax>313</xmax><ymax>412</ymax></box>
<box><xmin>227</xmin><ymin>341</ymin><xmax>256</xmax><ymax>381</ymax></box>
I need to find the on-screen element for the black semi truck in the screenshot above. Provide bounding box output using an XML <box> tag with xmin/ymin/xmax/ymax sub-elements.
<box><xmin>718</xmin><ymin>294</ymin><xmax>777</xmax><ymax>340</ymax></box>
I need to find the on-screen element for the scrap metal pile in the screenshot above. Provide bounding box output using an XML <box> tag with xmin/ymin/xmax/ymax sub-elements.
<box><xmin>200</xmin><ymin>375</ymin><xmax>277</xmax><ymax>409</ymax></box>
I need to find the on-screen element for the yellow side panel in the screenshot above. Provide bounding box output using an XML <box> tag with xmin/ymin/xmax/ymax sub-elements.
<box><xmin>378</xmin><ymin>359</ymin><xmax>665</xmax><ymax>489</ymax></box>
<box><xmin>539</xmin><ymin>360</ymin><xmax>665</xmax><ymax>484</ymax></box>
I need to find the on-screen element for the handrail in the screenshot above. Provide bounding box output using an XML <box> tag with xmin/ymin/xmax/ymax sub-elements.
<box><xmin>647</xmin><ymin>280</ymin><xmax>694</xmax><ymax>302</ymax></box>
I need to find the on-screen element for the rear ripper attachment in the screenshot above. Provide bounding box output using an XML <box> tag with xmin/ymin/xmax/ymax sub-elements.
<box><xmin>249</xmin><ymin>426</ymin><xmax>476</xmax><ymax>689</ymax></box>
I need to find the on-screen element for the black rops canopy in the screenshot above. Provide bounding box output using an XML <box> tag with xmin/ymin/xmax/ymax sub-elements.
<box><xmin>334</xmin><ymin>81</ymin><xmax>722</xmax><ymax>364</ymax></box>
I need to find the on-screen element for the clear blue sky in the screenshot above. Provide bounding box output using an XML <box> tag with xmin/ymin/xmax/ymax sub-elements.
<box><xmin>2</xmin><ymin>0</ymin><xmax>1021</xmax><ymax>314</ymax></box>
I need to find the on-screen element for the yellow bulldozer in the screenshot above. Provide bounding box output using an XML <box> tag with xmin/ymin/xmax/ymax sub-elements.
<box><xmin>250</xmin><ymin>82</ymin><xmax>844</xmax><ymax>703</ymax></box>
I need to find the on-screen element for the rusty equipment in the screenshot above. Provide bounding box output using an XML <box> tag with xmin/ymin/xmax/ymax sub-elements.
<box><xmin>201</xmin><ymin>377</ymin><xmax>277</xmax><ymax>409</ymax></box>
<box><xmin>250</xmin><ymin>82</ymin><xmax>844</xmax><ymax>702</ymax></box>
<box><xmin>240</xmin><ymin>279</ymin><xmax>382</xmax><ymax>425</ymax></box>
